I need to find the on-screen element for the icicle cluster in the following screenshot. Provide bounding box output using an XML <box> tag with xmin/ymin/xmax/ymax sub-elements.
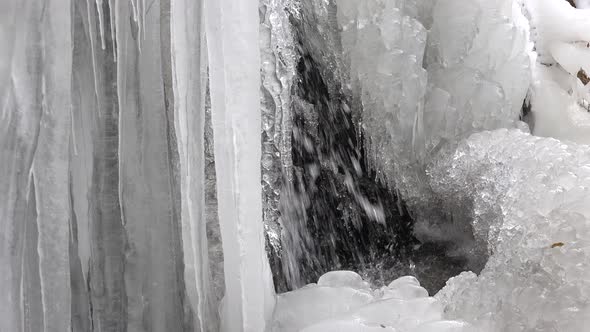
<box><xmin>270</xmin><ymin>270</ymin><xmax>475</xmax><ymax>331</ymax></box>
<box><xmin>1</xmin><ymin>0</ymin><xmax>273</xmax><ymax>331</ymax></box>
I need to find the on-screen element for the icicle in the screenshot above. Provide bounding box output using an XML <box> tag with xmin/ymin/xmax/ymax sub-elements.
<box><xmin>33</xmin><ymin>0</ymin><xmax>73</xmax><ymax>329</ymax></box>
<box><xmin>115</xmin><ymin>0</ymin><xmax>127</xmax><ymax>227</ymax></box>
<box><xmin>70</xmin><ymin>104</ymin><xmax>78</xmax><ymax>156</ymax></box>
<box><xmin>109</xmin><ymin>0</ymin><xmax>117</xmax><ymax>61</ymax></box>
<box><xmin>85</xmin><ymin>0</ymin><xmax>103</xmax><ymax>117</ymax></box>
<box><xmin>171</xmin><ymin>0</ymin><xmax>219</xmax><ymax>329</ymax></box>
<box><xmin>95</xmin><ymin>0</ymin><xmax>106</xmax><ymax>49</ymax></box>
<box><xmin>205</xmin><ymin>0</ymin><xmax>276</xmax><ymax>330</ymax></box>
<box><xmin>142</xmin><ymin>0</ymin><xmax>146</xmax><ymax>41</ymax></box>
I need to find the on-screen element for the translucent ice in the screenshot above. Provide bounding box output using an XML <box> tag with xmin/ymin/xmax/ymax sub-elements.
<box><xmin>335</xmin><ymin>0</ymin><xmax>531</xmax><ymax>213</ymax></box>
<box><xmin>205</xmin><ymin>0</ymin><xmax>276</xmax><ymax>330</ymax></box>
<box><xmin>270</xmin><ymin>271</ymin><xmax>473</xmax><ymax>332</ymax></box>
<box><xmin>525</xmin><ymin>0</ymin><xmax>590</xmax><ymax>144</ymax></box>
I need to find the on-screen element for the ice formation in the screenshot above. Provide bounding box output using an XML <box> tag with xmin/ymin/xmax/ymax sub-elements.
<box><xmin>4</xmin><ymin>0</ymin><xmax>590</xmax><ymax>331</ymax></box>
<box><xmin>269</xmin><ymin>271</ymin><xmax>475</xmax><ymax>331</ymax></box>
<box><xmin>431</xmin><ymin>129</ymin><xmax>590</xmax><ymax>331</ymax></box>
<box><xmin>525</xmin><ymin>0</ymin><xmax>590</xmax><ymax>144</ymax></box>
<box><xmin>271</xmin><ymin>0</ymin><xmax>590</xmax><ymax>331</ymax></box>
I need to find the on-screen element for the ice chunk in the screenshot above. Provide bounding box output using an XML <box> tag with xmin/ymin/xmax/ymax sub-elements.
<box><xmin>382</xmin><ymin>284</ymin><xmax>429</xmax><ymax>301</ymax></box>
<box><xmin>388</xmin><ymin>276</ymin><xmax>421</xmax><ymax>289</ymax></box>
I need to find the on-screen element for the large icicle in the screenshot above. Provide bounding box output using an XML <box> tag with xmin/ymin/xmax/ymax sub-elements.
<box><xmin>171</xmin><ymin>0</ymin><xmax>219</xmax><ymax>330</ymax></box>
<box><xmin>31</xmin><ymin>0</ymin><xmax>73</xmax><ymax>330</ymax></box>
<box><xmin>205</xmin><ymin>0</ymin><xmax>276</xmax><ymax>330</ymax></box>
<box><xmin>72</xmin><ymin>1</ymin><xmax>128</xmax><ymax>330</ymax></box>
<box><xmin>115</xmin><ymin>0</ymin><xmax>191</xmax><ymax>330</ymax></box>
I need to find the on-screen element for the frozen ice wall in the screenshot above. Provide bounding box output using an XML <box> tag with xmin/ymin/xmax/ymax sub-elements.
<box><xmin>335</xmin><ymin>0</ymin><xmax>531</xmax><ymax>247</ymax></box>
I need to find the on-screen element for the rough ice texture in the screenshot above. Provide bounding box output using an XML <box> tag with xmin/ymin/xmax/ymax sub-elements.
<box><xmin>430</xmin><ymin>129</ymin><xmax>590</xmax><ymax>331</ymax></box>
<box><xmin>270</xmin><ymin>270</ymin><xmax>475</xmax><ymax>332</ymax></box>
<box><xmin>171</xmin><ymin>0</ymin><xmax>220</xmax><ymax>329</ymax></box>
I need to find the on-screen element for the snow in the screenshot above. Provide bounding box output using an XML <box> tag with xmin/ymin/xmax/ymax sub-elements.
<box><xmin>335</xmin><ymin>0</ymin><xmax>531</xmax><ymax>251</ymax></box>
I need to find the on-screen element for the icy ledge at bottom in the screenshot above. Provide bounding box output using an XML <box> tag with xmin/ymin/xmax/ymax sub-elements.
<box><xmin>270</xmin><ymin>270</ymin><xmax>474</xmax><ymax>332</ymax></box>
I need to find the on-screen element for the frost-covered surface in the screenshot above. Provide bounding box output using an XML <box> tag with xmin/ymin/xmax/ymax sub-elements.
<box><xmin>430</xmin><ymin>129</ymin><xmax>590</xmax><ymax>331</ymax></box>
<box><xmin>270</xmin><ymin>271</ymin><xmax>475</xmax><ymax>331</ymax></box>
